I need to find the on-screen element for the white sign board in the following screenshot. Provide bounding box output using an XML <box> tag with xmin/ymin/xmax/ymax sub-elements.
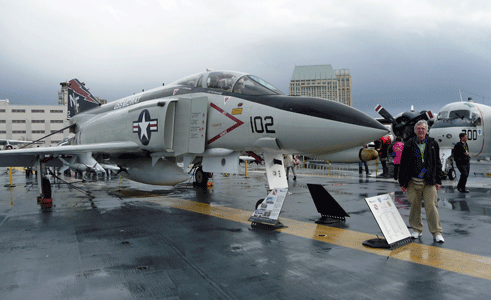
<box><xmin>249</xmin><ymin>188</ymin><xmax>288</xmax><ymax>225</ymax></box>
<box><xmin>365</xmin><ymin>193</ymin><xmax>411</xmax><ymax>245</ymax></box>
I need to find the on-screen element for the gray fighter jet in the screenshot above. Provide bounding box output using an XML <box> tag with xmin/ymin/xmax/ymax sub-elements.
<box><xmin>0</xmin><ymin>70</ymin><xmax>388</xmax><ymax>207</ymax></box>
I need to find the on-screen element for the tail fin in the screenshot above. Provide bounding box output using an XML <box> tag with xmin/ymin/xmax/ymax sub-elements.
<box><xmin>67</xmin><ymin>79</ymin><xmax>101</xmax><ymax>118</ymax></box>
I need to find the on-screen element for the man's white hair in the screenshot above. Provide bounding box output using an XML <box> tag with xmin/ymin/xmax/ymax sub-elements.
<box><xmin>414</xmin><ymin>120</ymin><xmax>428</xmax><ymax>133</ymax></box>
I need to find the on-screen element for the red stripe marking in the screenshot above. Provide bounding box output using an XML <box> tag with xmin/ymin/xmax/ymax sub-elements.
<box><xmin>207</xmin><ymin>102</ymin><xmax>244</xmax><ymax>144</ymax></box>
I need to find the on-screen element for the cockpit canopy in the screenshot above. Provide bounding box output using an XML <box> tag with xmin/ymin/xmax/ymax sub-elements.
<box><xmin>171</xmin><ymin>70</ymin><xmax>285</xmax><ymax>96</ymax></box>
<box><xmin>432</xmin><ymin>103</ymin><xmax>482</xmax><ymax>128</ymax></box>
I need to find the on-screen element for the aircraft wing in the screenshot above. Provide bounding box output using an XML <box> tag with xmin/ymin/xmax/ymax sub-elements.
<box><xmin>0</xmin><ymin>139</ymin><xmax>42</xmax><ymax>146</ymax></box>
<box><xmin>0</xmin><ymin>141</ymin><xmax>140</xmax><ymax>167</ymax></box>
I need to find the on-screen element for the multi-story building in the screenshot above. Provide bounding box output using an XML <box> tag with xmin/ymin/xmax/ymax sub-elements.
<box><xmin>0</xmin><ymin>100</ymin><xmax>70</xmax><ymax>146</ymax></box>
<box><xmin>289</xmin><ymin>65</ymin><xmax>352</xmax><ymax>106</ymax></box>
<box><xmin>1</xmin><ymin>81</ymin><xmax>110</xmax><ymax>148</ymax></box>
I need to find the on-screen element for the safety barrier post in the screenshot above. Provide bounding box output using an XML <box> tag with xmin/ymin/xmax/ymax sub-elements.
<box><xmin>4</xmin><ymin>167</ymin><xmax>16</xmax><ymax>187</ymax></box>
<box><xmin>245</xmin><ymin>160</ymin><xmax>248</xmax><ymax>178</ymax></box>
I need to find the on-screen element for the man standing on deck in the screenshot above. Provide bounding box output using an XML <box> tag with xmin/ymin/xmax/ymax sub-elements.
<box><xmin>399</xmin><ymin>120</ymin><xmax>445</xmax><ymax>243</ymax></box>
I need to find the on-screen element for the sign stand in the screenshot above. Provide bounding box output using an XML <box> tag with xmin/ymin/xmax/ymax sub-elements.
<box><xmin>364</xmin><ymin>193</ymin><xmax>412</xmax><ymax>250</ymax></box>
<box><xmin>249</xmin><ymin>188</ymin><xmax>288</xmax><ymax>229</ymax></box>
<box><xmin>307</xmin><ymin>184</ymin><xmax>349</xmax><ymax>224</ymax></box>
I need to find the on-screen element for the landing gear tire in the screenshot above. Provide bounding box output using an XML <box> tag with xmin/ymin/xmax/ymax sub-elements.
<box><xmin>41</xmin><ymin>177</ymin><xmax>52</xmax><ymax>199</ymax></box>
<box><xmin>194</xmin><ymin>167</ymin><xmax>209</xmax><ymax>186</ymax></box>
<box><xmin>448</xmin><ymin>168</ymin><xmax>456</xmax><ymax>180</ymax></box>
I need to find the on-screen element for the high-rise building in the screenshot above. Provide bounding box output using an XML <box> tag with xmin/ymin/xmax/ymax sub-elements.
<box><xmin>289</xmin><ymin>65</ymin><xmax>352</xmax><ymax>106</ymax></box>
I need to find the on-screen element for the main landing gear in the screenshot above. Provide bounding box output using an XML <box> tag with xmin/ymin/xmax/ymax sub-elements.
<box><xmin>37</xmin><ymin>176</ymin><xmax>53</xmax><ymax>209</ymax></box>
<box><xmin>36</xmin><ymin>156</ymin><xmax>53</xmax><ymax>209</ymax></box>
<box><xmin>191</xmin><ymin>164</ymin><xmax>213</xmax><ymax>187</ymax></box>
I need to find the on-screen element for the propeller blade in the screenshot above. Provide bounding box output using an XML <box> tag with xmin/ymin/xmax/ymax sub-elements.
<box><xmin>375</xmin><ymin>104</ymin><xmax>396</xmax><ymax>124</ymax></box>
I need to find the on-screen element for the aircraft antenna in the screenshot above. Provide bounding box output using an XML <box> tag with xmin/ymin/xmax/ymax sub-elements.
<box><xmin>461</xmin><ymin>89</ymin><xmax>486</xmax><ymax>104</ymax></box>
<box><xmin>459</xmin><ymin>89</ymin><xmax>463</xmax><ymax>102</ymax></box>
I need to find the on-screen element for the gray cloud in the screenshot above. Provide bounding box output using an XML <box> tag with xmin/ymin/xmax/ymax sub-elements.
<box><xmin>1</xmin><ymin>0</ymin><xmax>490</xmax><ymax>118</ymax></box>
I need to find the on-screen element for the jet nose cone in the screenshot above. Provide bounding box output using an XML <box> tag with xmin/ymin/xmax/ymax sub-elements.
<box><xmin>334</xmin><ymin>107</ymin><xmax>389</xmax><ymax>149</ymax></box>
<box><xmin>285</xmin><ymin>96</ymin><xmax>387</xmax><ymax>131</ymax></box>
<box><xmin>278</xmin><ymin>96</ymin><xmax>389</xmax><ymax>153</ymax></box>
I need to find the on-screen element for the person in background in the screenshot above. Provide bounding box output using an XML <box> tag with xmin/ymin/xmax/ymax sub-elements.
<box><xmin>359</xmin><ymin>145</ymin><xmax>370</xmax><ymax>176</ymax></box>
<box><xmin>399</xmin><ymin>120</ymin><xmax>445</xmax><ymax>243</ymax></box>
<box><xmin>284</xmin><ymin>154</ymin><xmax>297</xmax><ymax>181</ymax></box>
<box><xmin>392</xmin><ymin>137</ymin><xmax>404</xmax><ymax>181</ymax></box>
<box><xmin>359</xmin><ymin>161</ymin><xmax>369</xmax><ymax>175</ymax></box>
<box><xmin>453</xmin><ymin>132</ymin><xmax>470</xmax><ymax>193</ymax></box>
<box><xmin>377</xmin><ymin>136</ymin><xmax>390</xmax><ymax>177</ymax></box>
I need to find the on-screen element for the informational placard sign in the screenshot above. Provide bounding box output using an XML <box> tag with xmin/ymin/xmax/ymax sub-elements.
<box><xmin>249</xmin><ymin>188</ymin><xmax>288</xmax><ymax>226</ymax></box>
<box><xmin>365</xmin><ymin>193</ymin><xmax>411</xmax><ymax>248</ymax></box>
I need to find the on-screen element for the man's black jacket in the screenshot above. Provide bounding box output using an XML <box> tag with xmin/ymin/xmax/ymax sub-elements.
<box><xmin>453</xmin><ymin>141</ymin><xmax>470</xmax><ymax>165</ymax></box>
<box><xmin>399</xmin><ymin>136</ymin><xmax>443</xmax><ymax>188</ymax></box>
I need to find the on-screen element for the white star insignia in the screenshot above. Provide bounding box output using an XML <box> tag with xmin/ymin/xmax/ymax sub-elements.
<box><xmin>139</xmin><ymin>112</ymin><xmax>150</xmax><ymax>140</ymax></box>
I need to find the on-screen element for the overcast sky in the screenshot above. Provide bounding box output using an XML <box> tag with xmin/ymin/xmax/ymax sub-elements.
<box><xmin>1</xmin><ymin>0</ymin><xmax>490</xmax><ymax>118</ymax></box>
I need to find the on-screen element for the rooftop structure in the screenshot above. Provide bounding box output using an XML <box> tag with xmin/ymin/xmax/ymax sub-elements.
<box><xmin>289</xmin><ymin>65</ymin><xmax>352</xmax><ymax>106</ymax></box>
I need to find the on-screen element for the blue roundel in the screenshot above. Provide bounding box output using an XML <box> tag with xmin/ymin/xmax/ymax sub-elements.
<box><xmin>133</xmin><ymin>109</ymin><xmax>158</xmax><ymax>146</ymax></box>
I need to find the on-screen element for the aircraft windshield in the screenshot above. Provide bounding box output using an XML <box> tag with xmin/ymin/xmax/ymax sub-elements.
<box><xmin>232</xmin><ymin>75</ymin><xmax>284</xmax><ymax>95</ymax></box>
<box><xmin>171</xmin><ymin>71</ymin><xmax>284</xmax><ymax>95</ymax></box>
<box><xmin>174</xmin><ymin>73</ymin><xmax>203</xmax><ymax>87</ymax></box>
<box><xmin>206</xmin><ymin>71</ymin><xmax>240</xmax><ymax>92</ymax></box>
<box><xmin>432</xmin><ymin>109</ymin><xmax>481</xmax><ymax>128</ymax></box>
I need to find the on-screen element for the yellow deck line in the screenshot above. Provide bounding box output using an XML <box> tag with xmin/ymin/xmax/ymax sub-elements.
<box><xmin>144</xmin><ymin>196</ymin><xmax>491</xmax><ymax>281</ymax></box>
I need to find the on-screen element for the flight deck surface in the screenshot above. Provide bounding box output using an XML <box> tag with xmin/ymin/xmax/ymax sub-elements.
<box><xmin>1</xmin><ymin>162</ymin><xmax>491</xmax><ymax>299</ymax></box>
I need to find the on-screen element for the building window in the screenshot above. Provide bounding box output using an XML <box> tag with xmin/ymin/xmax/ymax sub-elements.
<box><xmin>32</xmin><ymin>120</ymin><xmax>45</xmax><ymax>123</ymax></box>
<box><xmin>50</xmin><ymin>110</ymin><xmax>63</xmax><ymax>113</ymax></box>
<box><xmin>0</xmin><ymin>109</ymin><xmax>5</xmax><ymax>113</ymax></box>
<box><xmin>32</xmin><ymin>130</ymin><xmax>45</xmax><ymax>134</ymax></box>
<box><xmin>12</xmin><ymin>109</ymin><xmax>26</xmax><ymax>113</ymax></box>
<box><xmin>12</xmin><ymin>120</ymin><xmax>26</xmax><ymax>123</ymax></box>
<box><xmin>12</xmin><ymin>130</ymin><xmax>26</xmax><ymax>134</ymax></box>
<box><xmin>50</xmin><ymin>120</ymin><xmax>64</xmax><ymax>123</ymax></box>
<box><xmin>32</xmin><ymin>109</ymin><xmax>45</xmax><ymax>113</ymax></box>
<box><xmin>0</xmin><ymin>120</ymin><xmax>5</xmax><ymax>123</ymax></box>
<box><xmin>0</xmin><ymin>131</ymin><xmax>6</xmax><ymax>134</ymax></box>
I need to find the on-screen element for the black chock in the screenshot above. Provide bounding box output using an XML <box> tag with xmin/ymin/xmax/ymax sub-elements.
<box><xmin>307</xmin><ymin>184</ymin><xmax>349</xmax><ymax>224</ymax></box>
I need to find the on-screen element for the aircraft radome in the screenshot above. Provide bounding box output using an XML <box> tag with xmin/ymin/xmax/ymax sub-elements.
<box><xmin>0</xmin><ymin>70</ymin><xmax>388</xmax><ymax>211</ymax></box>
<box><xmin>429</xmin><ymin>97</ymin><xmax>491</xmax><ymax>178</ymax></box>
<box><xmin>315</xmin><ymin>104</ymin><xmax>435</xmax><ymax>163</ymax></box>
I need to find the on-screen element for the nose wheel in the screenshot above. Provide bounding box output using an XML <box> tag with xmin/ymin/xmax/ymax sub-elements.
<box><xmin>447</xmin><ymin>167</ymin><xmax>456</xmax><ymax>180</ymax></box>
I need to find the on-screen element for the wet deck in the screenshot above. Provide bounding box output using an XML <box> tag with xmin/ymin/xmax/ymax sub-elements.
<box><xmin>1</xmin><ymin>161</ymin><xmax>491</xmax><ymax>299</ymax></box>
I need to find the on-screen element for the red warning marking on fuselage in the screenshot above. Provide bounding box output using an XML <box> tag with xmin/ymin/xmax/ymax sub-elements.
<box><xmin>207</xmin><ymin>102</ymin><xmax>244</xmax><ymax>145</ymax></box>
